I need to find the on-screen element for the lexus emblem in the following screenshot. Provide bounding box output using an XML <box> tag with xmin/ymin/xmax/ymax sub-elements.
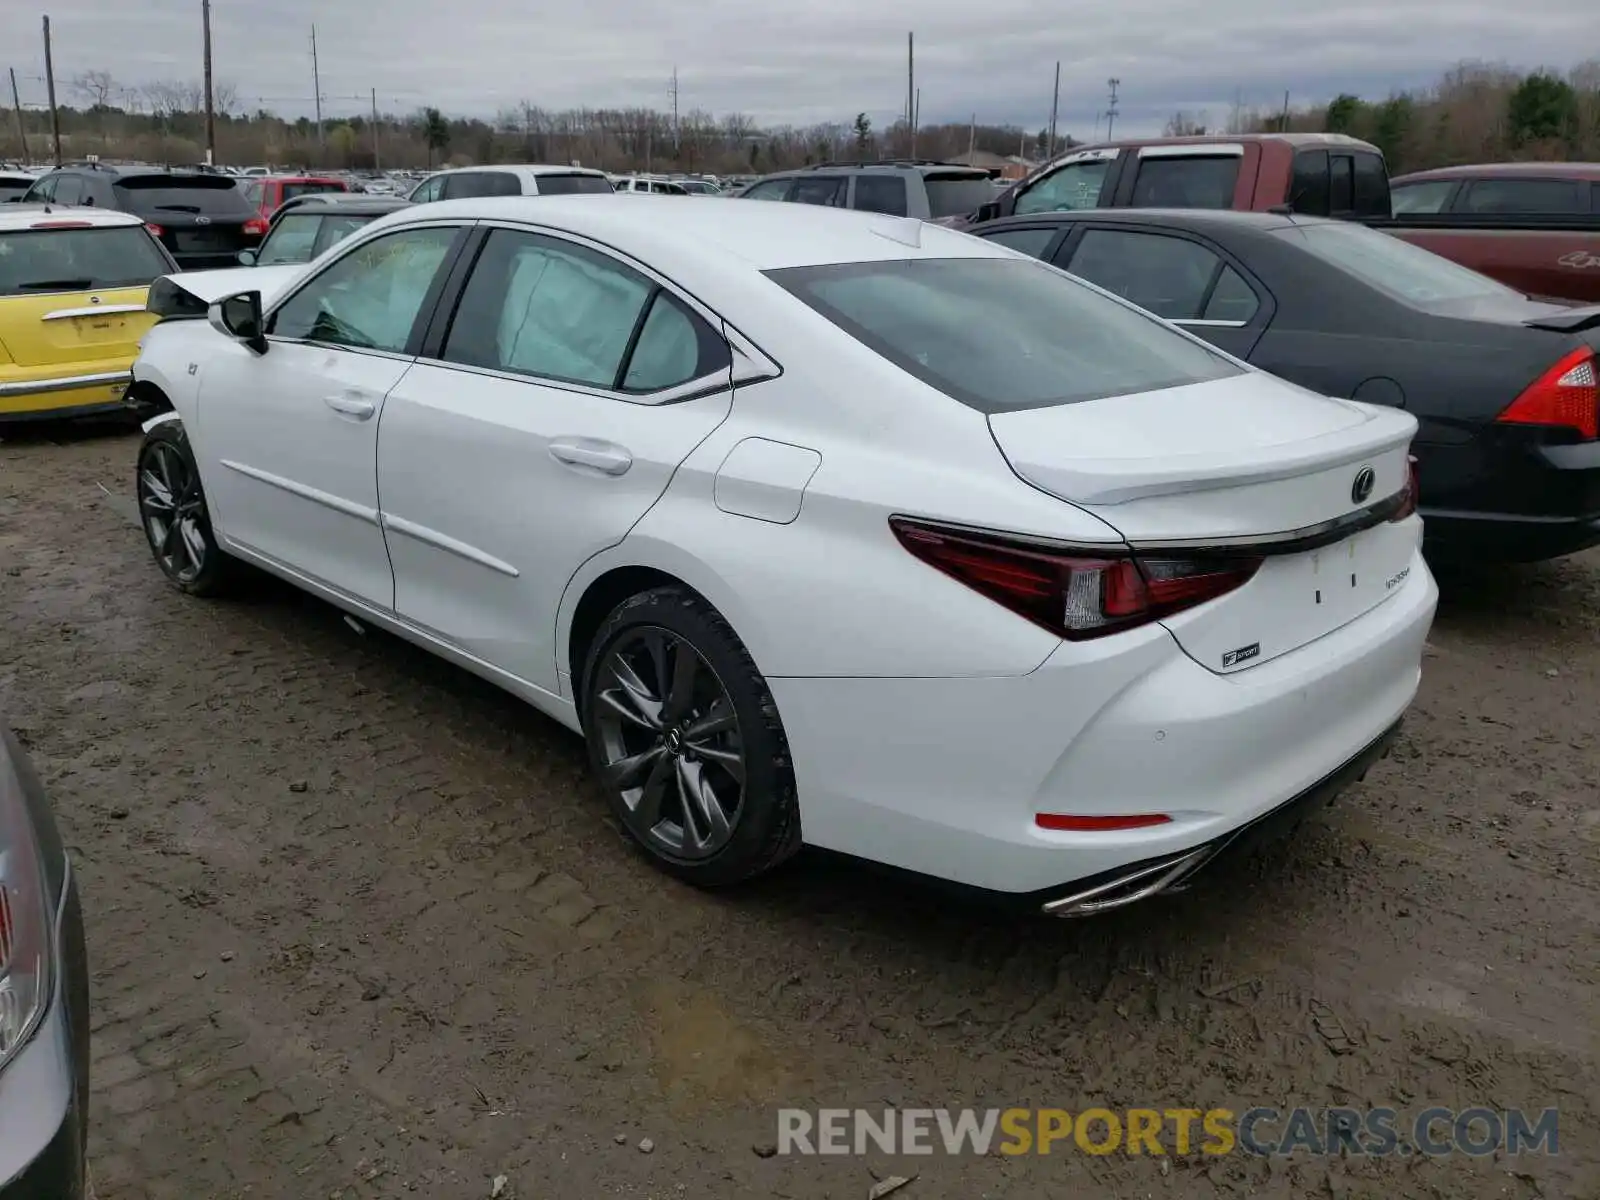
<box><xmin>1352</xmin><ymin>466</ymin><xmax>1376</xmax><ymax>504</ymax></box>
<box><xmin>194</xmin><ymin>216</ymin><xmax>211</xmax><ymax>226</ymax></box>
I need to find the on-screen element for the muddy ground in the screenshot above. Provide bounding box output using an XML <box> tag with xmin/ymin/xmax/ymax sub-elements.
<box><xmin>1</xmin><ymin>421</ymin><xmax>1595</xmax><ymax>1200</ymax></box>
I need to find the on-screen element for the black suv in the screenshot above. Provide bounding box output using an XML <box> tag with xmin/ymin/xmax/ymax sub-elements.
<box><xmin>733</xmin><ymin>160</ymin><xmax>1002</xmax><ymax>221</ymax></box>
<box><xmin>23</xmin><ymin>163</ymin><xmax>266</xmax><ymax>269</ymax></box>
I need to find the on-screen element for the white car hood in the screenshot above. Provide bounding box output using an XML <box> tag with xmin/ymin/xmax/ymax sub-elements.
<box><xmin>152</xmin><ymin>264</ymin><xmax>306</xmax><ymax>309</ymax></box>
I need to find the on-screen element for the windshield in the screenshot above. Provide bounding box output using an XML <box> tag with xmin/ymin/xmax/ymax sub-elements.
<box><xmin>923</xmin><ymin>175</ymin><xmax>999</xmax><ymax>218</ymax></box>
<box><xmin>113</xmin><ymin>176</ymin><xmax>254</xmax><ymax>218</ymax></box>
<box><xmin>535</xmin><ymin>173</ymin><xmax>614</xmax><ymax>196</ymax></box>
<box><xmin>1277</xmin><ymin>221</ymin><xmax>1517</xmax><ymax>307</ymax></box>
<box><xmin>0</xmin><ymin>226</ymin><xmax>171</xmax><ymax>295</ymax></box>
<box><xmin>767</xmin><ymin>257</ymin><xmax>1241</xmax><ymax>413</ymax></box>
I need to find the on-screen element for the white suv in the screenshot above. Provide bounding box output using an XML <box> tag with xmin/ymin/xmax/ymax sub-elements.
<box><xmin>407</xmin><ymin>164</ymin><xmax>613</xmax><ymax>203</ymax></box>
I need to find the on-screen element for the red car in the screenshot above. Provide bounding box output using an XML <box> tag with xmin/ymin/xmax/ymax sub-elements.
<box><xmin>239</xmin><ymin>174</ymin><xmax>348</xmax><ymax>221</ymax></box>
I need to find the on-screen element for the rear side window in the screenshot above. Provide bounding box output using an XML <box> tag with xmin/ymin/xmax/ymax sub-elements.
<box><xmin>282</xmin><ymin>181</ymin><xmax>345</xmax><ymax>202</ymax></box>
<box><xmin>1014</xmin><ymin>158</ymin><xmax>1112</xmax><ymax>215</ymax></box>
<box><xmin>1290</xmin><ymin>150</ymin><xmax>1330</xmax><ymax>215</ymax></box>
<box><xmin>790</xmin><ymin>176</ymin><xmax>848</xmax><ymax>207</ymax></box>
<box><xmin>1064</xmin><ymin>228</ymin><xmax>1230</xmax><ymax>320</ymax></box>
<box><xmin>766</xmin><ymin>257</ymin><xmax>1240</xmax><ymax>413</ymax></box>
<box><xmin>853</xmin><ymin>175</ymin><xmax>908</xmax><ymax>216</ymax></box>
<box><xmin>113</xmin><ymin>176</ymin><xmax>254</xmax><ymax>217</ymax></box>
<box><xmin>1390</xmin><ymin>180</ymin><xmax>1453</xmax><ymax>215</ymax></box>
<box><xmin>1329</xmin><ymin>156</ymin><xmax>1354</xmax><ymax>215</ymax></box>
<box><xmin>444</xmin><ymin>172</ymin><xmax>521</xmax><ymax>199</ymax></box>
<box><xmin>1461</xmin><ymin>178</ymin><xmax>1587</xmax><ymax>215</ymax></box>
<box><xmin>1351</xmin><ymin>154</ymin><xmax>1389</xmax><ymax>217</ymax></box>
<box><xmin>535</xmin><ymin>173</ymin><xmax>613</xmax><ymax>196</ymax></box>
<box><xmin>0</xmin><ymin>226</ymin><xmax>172</xmax><ymax>296</ymax></box>
<box><xmin>923</xmin><ymin>174</ymin><xmax>998</xmax><ymax>218</ymax></box>
<box><xmin>740</xmin><ymin>179</ymin><xmax>794</xmax><ymax>202</ymax></box>
<box><xmin>1129</xmin><ymin>156</ymin><xmax>1239</xmax><ymax>209</ymax></box>
<box><xmin>1278</xmin><ymin>221</ymin><xmax>1517</xmax><ymax>307</ymax></box>
<box><xmin>979</xmin><ymin>227</ymin><xmax>1058</xmax><ymax>258</ymax></box>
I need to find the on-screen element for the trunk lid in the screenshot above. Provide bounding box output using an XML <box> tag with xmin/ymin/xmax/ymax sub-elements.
<box><xmin>987</xmin><ymin>371</ymin><xmax>1420</xmax><ymax>673</ymax></box>
<box><xmin>0</xmin><ymin>285</ymin><xmax>155</xmax><ymax>368</ymax></box>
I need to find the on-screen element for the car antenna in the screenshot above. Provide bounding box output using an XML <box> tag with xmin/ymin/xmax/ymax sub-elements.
<box><xmin>1266</xmin><ymin>203</ymin><xmax>1295</xmax><ymax>218</ymax></box>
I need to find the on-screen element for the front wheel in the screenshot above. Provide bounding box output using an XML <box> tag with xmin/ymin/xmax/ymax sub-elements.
<box><xmin>136</xmin><ymin>421</ymin><xmax>238</xmax><ymax>597</ymax></box>
<box><xmin>581</xmin><ymin>587</ymin><xmax>801</xmax><ymax>888</ymax></box>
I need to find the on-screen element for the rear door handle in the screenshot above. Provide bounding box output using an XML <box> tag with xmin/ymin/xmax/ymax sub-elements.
<box><xmin>324</xmin><ymin>393</ymin><xmax>376</xmax><ymax>419</ymax></box>
<box><xmin>549</xmin><ymin>438</ymin><xmax>632</xmax><ymax>476</ymax></box>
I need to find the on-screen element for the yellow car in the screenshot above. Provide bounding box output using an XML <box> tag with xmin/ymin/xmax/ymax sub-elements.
<box><xmin>0</xmin><ymin>206</ymin><xmax>175</xmax><ymax>423</ymax></box>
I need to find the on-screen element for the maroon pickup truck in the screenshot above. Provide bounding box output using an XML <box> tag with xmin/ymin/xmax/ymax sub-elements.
<box><xmin>962</xmin><ymin>136</ymin><xmax>1600</xmax><ymax>302</ymax></box>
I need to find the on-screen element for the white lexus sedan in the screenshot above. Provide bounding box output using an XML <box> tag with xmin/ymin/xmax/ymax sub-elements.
<box><xmin>127</xmin><ymin>196</ymin><xmax>1438</xmax><ymax>915</ymax></box>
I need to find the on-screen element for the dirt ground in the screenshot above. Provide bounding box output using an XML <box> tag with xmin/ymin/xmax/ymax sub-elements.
<box><xmin>1</xmin><ymin>421</ymin><xmax>1596</xmax><ymax>1200</ymax></box>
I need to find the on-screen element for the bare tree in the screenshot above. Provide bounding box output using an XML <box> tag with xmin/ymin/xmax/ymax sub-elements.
<box><xmin>1164</xmin><ymin>110</ymin><xmax>1209</xmax><ymax>137</ymax></box>
<box><xmin>71</xmin><ymin>70</ymin><xmax>116</xmax><ymax>109</ymax></box>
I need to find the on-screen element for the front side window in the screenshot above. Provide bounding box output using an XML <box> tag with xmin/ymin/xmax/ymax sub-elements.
<box><xmin>1129</xmin><ymin>156</ymin><xmax>1240</xmax><ymax>210</ymax></box>
<box><xmin>0</xmin><ymin>226</ymin><xmax>172</xmax><ymax>296</ymax></box>
<box><xmin>1064</xmin><ymin>228</ymin><xmax>1226</xmax><ymax>320</ymax></box>
<box><xmin>767</xmin><ymin>257</ymin><xmax>1240</xmax><ymax>414</ymax></box>
<box><xmin>1390</xmin><ymin>180</ymin><xmax>1453</xmax><ymax>215</ymax></box>
<box><xmin>853</xmin><ymin>175</ymin><xmax>908</xmax><ymax>216</ymax></box>
<box><xmin>408</xmin><ymin>176</ymin><xmax>445</xmax><ymax>204</ymax></box>
<box><xmin>1291</xmin><ymin>150</ymin><xmax>1330</xmax><ymax>216</ymax></box>
<box><xmin>256</xmin><ymin>213</ymin><xmax>324</xmax><ymax>265</ymax></box>
<box><xmin>1014</xmin><ymin>159</ymin><xmax>1113</xmax><ymax>216</ymax></box>
<box><xmin>978</xmin><ymin>226</ymin><xmax>1058</xmax><ymax>259</ymax></box>
<box><xmin>741</xmin><ymin>178</ymin><xmax>794</xmax><ymax>202</ymax></box>
<box><xmin>269</xmin><ymin>226</ymin><xmax>458</xmax><ymax>351</ymax></box>
<box><xmin>790</xmin><ymin>176</ymin><xmax>847</xmax><ymax>207</ymax></box>
<box><xmin>50</xmin><ymin>176</ymin><xmax>85</xmax><ymax>206</ymax></box>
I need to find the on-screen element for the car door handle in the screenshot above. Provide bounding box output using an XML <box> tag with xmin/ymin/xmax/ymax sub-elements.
<box><xmin>549</xmin><ymin>438</ymin><xmax>633</xmax><ymax>476</ymax></box>
<box><xmin>324</xmin><ymin>393</ymin><xmax>376</xmax><ymax>419</ymax></box>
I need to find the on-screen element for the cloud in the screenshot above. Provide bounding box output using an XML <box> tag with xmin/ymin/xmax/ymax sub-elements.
<box><xmin>4</xmin><ymin>0</ymin><xmax>1594</xmax><ymax>136</ymax></box>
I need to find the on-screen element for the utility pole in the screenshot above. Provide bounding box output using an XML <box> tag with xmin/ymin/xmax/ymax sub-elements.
<box><xmin>42</xmin><ymin>16</ymin><xmax>62</xmax><ymax>165</ymax></box>
<box><xmin>906</xmin><ymin>31</ymin><xmax>914</xmax><ymax>156</ymax></box>
<box><xmin>311</xmin><ymin>25</ymin><xmax>324</xmax><ymax>151</ymax></box>
<box><xmin>967</xmin><ymin>112</ymin><xmax>976</xmax><ymax>159</ymax></box>
<box><xmin>202</xmin><ymin>0</ymin><xmax>216</xmax><ymax>165</ymax></box>
<box><xmin>1047</xmin><ymin>61</ymin><xmax>1060</xmax><ymax>159</ymax></box>
<box><xmin>912</xmin><ymin>88</ymin><xmax>920</xmax><ymax>159</ymax></box>
<box><xmin>371</xmin><ymin>87</ymin><xmax>380</xmax><ymax>171</ymax></box>
<box><xmin>8</xmin><ymin>68</ymin><xmax>30</xmax><ymax>164</ymax></box>
<box><xmin>1280</xmin><ymin>89</ymin><xmax>1291</xmax><ymax>132</ymax></box>
<box><xmin>669</xmin><ymin>66</ymin><xmax>679</xmax><ymax>154</ymax></box>
<box><xmin>1105</xmin><ymin>78</ymin><xmax>1121</xmax><ymax>140</ymax></box>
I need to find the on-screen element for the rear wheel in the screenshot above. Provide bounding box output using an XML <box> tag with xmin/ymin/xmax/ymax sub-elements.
<box><xmin>582</xmin><ymin>587</ymin><xmax>801</xmax><ymax>888</ymax></box>
<box><xmin>136</xmin><ymin>421</ymin><xmax>238</xmax><ymax>597</ymax></box>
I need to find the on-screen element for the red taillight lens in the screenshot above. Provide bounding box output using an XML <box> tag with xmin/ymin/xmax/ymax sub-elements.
<box><xmin>1390</xmin><ymin>455</ymin><xmax>1419</xmax><ymax>522</ymax></box>
<box><xmin>889</xmin><ymin>518</ymin><xmax>1262</xmax><ymax>640</ymax></box>
<box><xmin>29</xmin><ymin>219</ymin><xmax>94</xmax><ymax>229</ymax></box>
<box><xmin>243</xmin><ymin>217</ymin><xmax>269</xmax><ymax>237</ymax></box>
<box><xmin>1035</xmin><ymin>813</ymin><xmax>1172</xmax><ymax>831</ymax></box>
<box><xmin>1496</xmin><ymin>348</ymin><xmax>1597</xmax><ymax>440</ymax></box>
<box><xmin>145</xmin><ymin>222</ymin><xmax>165</xmax><ymax>237</ymax></box>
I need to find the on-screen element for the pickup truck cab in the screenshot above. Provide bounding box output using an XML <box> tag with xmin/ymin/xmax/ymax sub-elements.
<box><xmin>1378</xmin><ymin>163</ymin><xmax>1600</xmax><ymax>302</ymax></box>
<box><xmin>964</xmin><ymin>133</ymin><xmax>1391</xmax><ymax>225</ymax></box>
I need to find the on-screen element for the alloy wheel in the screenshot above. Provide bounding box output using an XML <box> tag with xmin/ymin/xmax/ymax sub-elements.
<box><xmin>138</xmin><ymin>441</ymin><xmax>208</xmax><ymax>583</ymax></box>
<box><xmin>592</xmin><ymin>627</ymin><xmax>746</xmax><ymax>860</ymax></box>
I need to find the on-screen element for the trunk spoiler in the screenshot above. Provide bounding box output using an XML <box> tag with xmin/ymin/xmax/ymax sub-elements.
<box><xmin>1524</xmin><ymin>306</ymin><xmax>1600</xmax><ymax>334</ymax></box>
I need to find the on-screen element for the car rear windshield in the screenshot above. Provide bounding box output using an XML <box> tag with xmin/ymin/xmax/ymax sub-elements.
<box><xmin>1129</xmin><ymin>156</ymin><xmax>1241</xmax><ymax>209</ymax></box>
<box><xmin>766</xmin><ymin>257</ymin><xmax>1241</xmax><ymax>413</ymax></box>
<box><xmin>282</xmin><ymin>181</ymin><xmax>346</xmax><ymax>202</ymax></box>
<box><xmin>0</xmin><ymin>226</ymin><xmax>171</xmax><ymax>296</ymax></box>
<box><xmin>535</xmin><ymin>173</ymin><xmax>614</xmax><ymax>196</ymax></box>
<box><xmin>922</xmin><ymin>174</ymin><xmax>998</xmax><ymax>218</ymax></box>
<box><xmin>1277</xmin><ymin>220</ymin><xmax>1517</xmax><ymax>307</ymax></box>
<box><xmin>112</xmin><ymin>175</ymin><xmax>254</xmax><ymax>218</ymax></box>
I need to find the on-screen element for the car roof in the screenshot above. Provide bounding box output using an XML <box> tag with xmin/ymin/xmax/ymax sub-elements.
<box><xmin>759</xmin><ymin>161</ymin><xmax>992</xmax><ymax>179</ymax></box>
<box><xmin>276</xmin><ymin>194</ymin><xmax>411</xmax><ymax>214</ymax></box>
<box><xmin>1393</xmin><ymin>162</ymin><xmax>1600</xmax><ymax>183</ymax></box>
<box><xmin>977</xmin><ymin>208</ymin><xmax>1307</xmax><ymax>234</ymax></box>
<box><xmin>422</xmin><ymin>164</ymin><xmax>609</xmax><ymax>179</ymax></box>
<box><xmin>370</xmin><ymin>193</ymin><xmax>1004</xmax><ymax>272</ymax></box>
<box><xmin>0</xmin><ymin>204</ymin><xmax>146</xmax><ymax>232</ymax></box>
<box><xmin>259</xmin><ymin>173</ymin><xmax>347</xmax><ymax>183</ymax></box>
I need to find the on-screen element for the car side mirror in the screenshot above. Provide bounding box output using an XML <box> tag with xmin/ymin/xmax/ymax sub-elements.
<box><xmin>236</xmin><ymin>248</ymin><xmax>258</xmax><ymax>265</ymax></box>
<box><xmin>209</xmin><ymin>290</ymin><xmax>268</xmax><ymax>355</ymax></box>
<box><xmin>974</xmin><ymin>200</ymin><xmax>1001</xmax><ymax>223</ymax></box>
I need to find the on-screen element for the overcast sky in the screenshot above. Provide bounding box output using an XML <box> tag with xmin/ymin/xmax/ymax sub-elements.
<box><xmin>4</xmin><ymin>0</ymin><xmax>1595</xmax><ymax>137</ymax></box>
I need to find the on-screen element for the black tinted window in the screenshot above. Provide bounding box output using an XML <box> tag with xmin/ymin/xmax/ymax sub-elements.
<box><xmin>924</xmin><ymin>175</ymin><xmax>998</xmax><ymax>218</ymax></box>
<box><xmin>853</xmin><ymin>175</ymin><xmax>907</xmax><ymax>216</ymax></box>
<box><xmin>113</xmin><ymin>176</ymin><xmax>253</xmax><ymax>216</ymax></box>
<box><xmin>790</xmin><ymin>176</ymin><xmax>847</xmax><ymax>207</ymax></box>
<box><xmin>979</xmin><ymin>227</ymin><xmax>1057</xmax><ymax>259</ymax></box>
<box><xmin>444</xmin><ymin>172</ymin><xmax>521</xmax><ymax>199</ymax></box>
<box><xmin>0</xmin><ymin>226</ymin><xmax>172</xmax><ymax>295</ymax></box>
<box><xmin>1351</xmin><ymin>153</ymin><xmax>1389</xmax><ymax>216</ymax></box>
<box><xmin>0</xmin><ymin>180</ymin><xmax>30</xmax><ymax>202</ymax></box>
<box><xmin>51</xmin><ymin>175</ymin><xmax>85</xmax><ymax>205</ymax></box>
<box><xmin>1462</xmin><ymin>178</ymin><xmax>1586</xmax><ymax>215</ymax></box>
<box><xmin>1129</xmin><ymin>157</ymin><xmax>1239</xmax><ymax>209</ymax></box>
<box><xmin>1391</xmin><ymin>180</ymin><xmax>1454</xmax><ymax>215</ymax></box>
<box><xmin>767</xmin><ymin>257</ymin><xmax>1239</xmax><ymax>414</ymax></box>
<box><xmin>535</xmin><ymin>173</ymin><xmax>613</xmax><ymax>195</ymax></box>
<box><xmin>1290</xmin><ymin>150</ymin><xmax>1330</xmax><ymax>216</ymax></box>
<box><xmin>1329</xmin><ymin>156</ymin><xmax>1355</xmax><ymax>214</ymax></box>
<box><xmin>1065</xmin><ymin>229</ymin><xmax>1224</xmax><ymax>320</ymax></box>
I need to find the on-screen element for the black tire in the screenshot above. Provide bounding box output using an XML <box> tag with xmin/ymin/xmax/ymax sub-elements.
<box><xmin>581</xmin><ymin>586</ymin><xmax>801</xmax><ymax>888</ymax></box>
<box><xmin>135</xmin><ymin>421</ymin><xmax>240</xmax><ymax>597</ymax></box>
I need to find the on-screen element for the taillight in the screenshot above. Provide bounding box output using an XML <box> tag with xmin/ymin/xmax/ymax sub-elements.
<box><xmin>29</xmin><ymin>219</ymin><xmax>94</xmax><ymax>229</ymax></box>
<box><xmin>243</xmin><ymin>217</ymin><xmax>269</xmax><ymax>237</ymax></box>
<box><xmin>889</xmin><ymin>517</ymin><xmax>1262</xmax><ymax>640</ymax></box>
<box><xmin>1496</xmin><ymin>348</ymin><xmax>1597</xmax><ymax>440</ymax></box>
<box><xmin>1391</xmin><ymin>455</ymin><xmax>1419</xmax><ymax>522</ymax></box>
<box><xmin>145</xmin><ymin>222</ymin><xmax>165</xmax><ymax>237</ymax></box>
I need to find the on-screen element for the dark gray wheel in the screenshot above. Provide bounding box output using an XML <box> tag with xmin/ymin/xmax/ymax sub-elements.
<box><xmin>582</xmin><ymin>587</ymin><xmax>800</xmax><ymax>887</ymax></box>
<box><xmin>136</xmin><ymin>421</ymin><xmax>237</xmax><ymax>596</ymax></box>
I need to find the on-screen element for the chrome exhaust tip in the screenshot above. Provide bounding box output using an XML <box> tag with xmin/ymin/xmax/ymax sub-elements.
<box><xmin>1040</xmin><ymin>846</ymin><xmax>1214</xmax><ymax>918</ymax></box>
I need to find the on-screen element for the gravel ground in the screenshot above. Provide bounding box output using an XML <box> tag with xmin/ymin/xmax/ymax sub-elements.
<box><xmin>1</xmin><ymin>421</ymin><xmax>1596</xmax><ymax>1200</ymax></box>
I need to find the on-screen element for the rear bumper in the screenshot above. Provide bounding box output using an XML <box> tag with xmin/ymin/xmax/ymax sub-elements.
<box><xmin>0</xmin><ymin>369</ymin><xmax>133</xmax><ymax>419</ymax></box>
<box><xmin>1422</xmin><ymin>507</ymin><xmax>1600</xmax><ymax>563</ymax></box>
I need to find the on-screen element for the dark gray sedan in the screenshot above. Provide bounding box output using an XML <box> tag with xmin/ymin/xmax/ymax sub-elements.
<box><xmin>0</xmin><ymin>726</ymin><xmax>89</xmax><ymax>1198</ymax></box>
<box><xmin>970</xmin><ymin>209</ymin><xmax>1600</xmax><ymax>563</ymax></box>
